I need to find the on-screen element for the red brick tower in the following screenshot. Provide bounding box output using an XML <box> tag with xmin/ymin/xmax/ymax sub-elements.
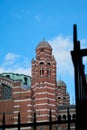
<box><xmin>31</xmin><ymin>39</ymin><xmax>57</xmax><ymax>122</ymax></box>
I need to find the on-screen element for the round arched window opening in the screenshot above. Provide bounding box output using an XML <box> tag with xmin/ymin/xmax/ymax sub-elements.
<box><xmin>40</xmin><ymin>62</ymin><xmax>44</xmax><ymax>65</ymax></box>
<box><xmin>48</xmin><ymin>62</ymin><xmax>51</xmax><ymax>65</ymax></box>
<box><xmin>2</xmin><ymin>84</ymin><xmax>12</xmax><ymax>100</ymax></box>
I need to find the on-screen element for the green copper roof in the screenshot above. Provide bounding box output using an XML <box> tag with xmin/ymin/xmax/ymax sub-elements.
<box><xmin>0</xmin><ymin>72</ymin><xmax>31</xmax><ymax>88</ymax></box>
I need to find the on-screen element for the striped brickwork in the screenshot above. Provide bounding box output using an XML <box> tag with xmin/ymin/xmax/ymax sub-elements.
<box><xmin>0</xmin><ymin>40</ymin><xmax>74</xmax><ymax>130</ymax></box>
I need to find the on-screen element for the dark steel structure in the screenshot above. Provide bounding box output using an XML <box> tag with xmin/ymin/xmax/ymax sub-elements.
<box><xmin>71</xmin><ymin>24</ymin><xmax>87</xmax><ymax>130</ymax></box>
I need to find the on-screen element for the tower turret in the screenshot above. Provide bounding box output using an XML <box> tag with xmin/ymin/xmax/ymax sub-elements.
<box><xmin>31</xmin><ymin>39</ymin><xmax>57</xmax><ymax>122</ymax></box>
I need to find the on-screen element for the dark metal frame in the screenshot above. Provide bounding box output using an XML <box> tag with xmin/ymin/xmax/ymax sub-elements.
<box><xmin>71</xmin><ymin>24</ymin><xmax>87</xmax><ymax>130</ymax></box>
<box><xmin>0</xmin><ymin>108</ymin><xmax>76</xmax><ymax>130</ymax></box>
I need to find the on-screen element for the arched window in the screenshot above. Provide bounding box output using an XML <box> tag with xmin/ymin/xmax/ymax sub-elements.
<box><xmin>47</xmin><ymin>69</ymin><xmax>49</xmax><ymax>75</ymax></box>
<box><xmin>40</xmin><ymin>62</ymin><xmax>44</xmax><ymax>65</ymax></box>
<box><xmin>63</xmin><ymin>115</ymin><xmax>66</xmax><ymax>120</ymax></box>
<box><xmin>72</xmin><ymin>114</ymin><xmax>76</xmax><ymax>120</ymax></box>
<box><xmin>40</xmin><ymin>69</ymin><xmax>42</xmax><ymax>76</ymax></box>
<box><xmin>47</xmin><ymin>62</ymin><xmax>51</xmax><ymax>65</ymax></box>
<box><xmin>58</xmin><ymin>115</ymin><xmax>61</xmax><ymax>121</ymax></box>
<box><xmin>68</xmin><ymin>114</ymin><xmax>71</xmax><ymax>120</ymax></box>
<box><xmin>42</xmin><ymin>69</ymin><xmax>44</xmax><ymax>75</ymax></box>
<box><xmin>47</xmin><ymin>69</ymin><xmax>51</xmax><ymax>76</ymax></box>
<box><xmin>40</xmin><ymin>48</ymin><xmax>44</xmax><ymax>52</ymax></box>
<box><xmin>58</xmin><ymin>96</ymin><xmax>61</xmax><ymax>99</ymax></box>
<box><xmin>24</xmin><ymin>77</ymin><xmax>27</xmax><ymax>85</ymax></box>
<box><xmin>2</xmin><ymin>84</ymin><xmax>12</xmax><ymax>100</ymax></box>
<box><xmin>6</xmin><ymin>75</ymin><xmax>10</xmax><ymax>78</ymax></box>
<box><xmin>63</xmin><ymin>97</ymin><xmax>66</xmax><ymax>99</ymax></box>
<box><xmin>40</xmin><ymin>68</ymin><xmax>44</xmax><ymax>76</ymax></box>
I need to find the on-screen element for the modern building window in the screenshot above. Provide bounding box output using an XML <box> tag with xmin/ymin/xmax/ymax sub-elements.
<box><xmin>2</xmin><ymin>84</ymin><xmax>12</xmax><ymax>100</ymax></box>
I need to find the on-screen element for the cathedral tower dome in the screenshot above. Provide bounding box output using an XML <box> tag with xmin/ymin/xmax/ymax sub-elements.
<box><xmin>57</xmin><ymin>79</ymin><xmax>66</xmax><ymax>93</ymax></box>
<box><xmin>57</xmin><ymin>79</ymin><xmax>66</xmax><ymax>87</ymax></box>
<box><xmin>35</xmin><ymin>39</ymin><xmax>53</xmax><ymax>60</ymax></box>
<box><xmin>36</xmin><ymin>39</ymin><xmax>52</xmax><ymax>51</ymax></box>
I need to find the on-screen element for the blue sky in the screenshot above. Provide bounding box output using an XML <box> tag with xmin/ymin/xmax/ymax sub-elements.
<box><xmin>0</xmin><ymin>0</ymin><xmax>87</xmax><ymax>104</ymax></box>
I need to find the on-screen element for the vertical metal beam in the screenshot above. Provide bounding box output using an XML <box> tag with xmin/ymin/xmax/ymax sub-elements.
<box><xmin>18</xmin><ymin>112</ymin><xmax>20</xmax><ymax>130</ymax></box>
<box><xmin>67</xmin><ymin>107</ymin><xmax>70</xmax><ymax>130</ymax></box>
<box><xmin>49</xmin><ymin>109</ymin><xmax>52</xmax><ymax>130</ymax></box>
<box><xmin>73</xmin><ymin>25</ymin><xmax>78</xmax><ymax>130</ymax></box>
<box><xmin>2</xmin><ymin>113</ymin><xmax>5</xmax><ymax>130</ymax></box>
<box><xmin>73</xmin><ymin>24</ymin><xmax>77</xmax><ymax>50</ymax></box>
<box><xmin>71</xmin><ymin>24</ymin><xmax>87</xmax><ymax>130</ymax></box>
<box><xmin>34</xmin><ymin>111</ymin><xmax>36</xmax><ymax>130</ymax></box>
